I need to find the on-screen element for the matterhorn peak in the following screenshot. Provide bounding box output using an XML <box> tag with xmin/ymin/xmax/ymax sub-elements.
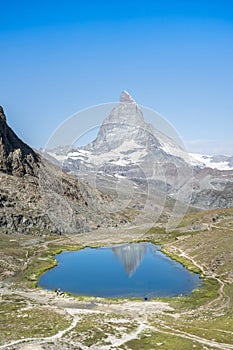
<box><xmin>120</xmin><ymin>90</ymin><xmax>135</xmax><ymax>103</ymax></box>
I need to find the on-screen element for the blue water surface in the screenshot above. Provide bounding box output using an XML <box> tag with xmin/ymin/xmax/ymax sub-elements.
<box><xmin>39</xmin><ymin>242</ymin><xmax>201</xmax><ymax>298</ymax></box>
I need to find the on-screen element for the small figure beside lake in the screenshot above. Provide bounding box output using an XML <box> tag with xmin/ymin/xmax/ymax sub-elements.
<box><xmin>55</xmin><ymin>288</ymin><xmax>64</xmax><ymax>297</ymax></box>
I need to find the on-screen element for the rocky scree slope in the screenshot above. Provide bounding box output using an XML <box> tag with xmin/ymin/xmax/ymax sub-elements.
<box><xmin>0</xmin><ymin>107</ymin><xmax>126</xmax><ymax>234</ymax></box>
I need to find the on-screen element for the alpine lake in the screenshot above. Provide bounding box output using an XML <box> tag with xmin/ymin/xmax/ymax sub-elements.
<box><xmin>38</xmin><ymin>242</ymin><xmax>202</xmax><ymax>299</ymax></box>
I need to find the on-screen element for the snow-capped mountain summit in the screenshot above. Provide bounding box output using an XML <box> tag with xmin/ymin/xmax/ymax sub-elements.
<box><xmin>61</xmin><ymin>90</ymin><xmax>191</xmax><ymax>169</ymax></box>
<box><xmin>47</xmin><ymin>92</ymin><xmax>233</xmax><ymax>211</ymax></box>
<box><xmin>46</xmin><ymin>91</ymin><xmax>193</xmax><ymax>226</ymax></box>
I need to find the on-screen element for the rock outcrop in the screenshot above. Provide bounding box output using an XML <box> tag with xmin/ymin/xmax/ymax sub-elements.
<box><xmin>0</xmin><ymin>107</ymin><xmax>39</xmax><ymax>177</ymax></box>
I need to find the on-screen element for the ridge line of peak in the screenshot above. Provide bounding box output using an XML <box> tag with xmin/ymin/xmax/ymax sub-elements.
<box><xmin>120</xmin><ymin>90</ymin><xmax>136</xmax><ymax>103</ymax></box>
<box><xmin>0</xmin><ymin>106</ymin><xmax>6</xmax><ymax>122</ymax></box>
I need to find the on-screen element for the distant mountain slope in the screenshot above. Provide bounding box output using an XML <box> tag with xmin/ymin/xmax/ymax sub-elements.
<box><xmin>190</xmin><ymin>153</ymin><xmax>233</xmax><ymax>171</ymax></box>
<box><xmin>46</xmin><ymin>91</ymin><xmax>197</xmax><ymax>228</ymax></box>
<box><xmin>47</xmin><ymin>91</ymin><xmax>233</xmax><ymax>212</ymax></box>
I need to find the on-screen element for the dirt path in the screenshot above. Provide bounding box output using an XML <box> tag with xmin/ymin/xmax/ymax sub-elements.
<box><xmin>0</xmin><ymin>285</ymin><xmax>174</xmax><ymax>350</ymax></box>
<box><xmin>1</xmin><ymin>232</ymin><xmax>232</xmax><ymax>350</ymax></box>
<box><xmin>2</xmin><ymin>297</ymin><xmax>233</xmax><ymax>350</ymax></box>
<box><xmin>168</xmin><ymin>246</ymin><xmax>231</xmax><ymax>313</ymax></box>
<box><xmin>0</xmin><ymin>317</ymin><xmax>79</xmax><ymax>350</ymax></box>
<box><xmin>154</xmin><ymin>323</ymin><xmax>233</xmax><ymax>350</ymax></box>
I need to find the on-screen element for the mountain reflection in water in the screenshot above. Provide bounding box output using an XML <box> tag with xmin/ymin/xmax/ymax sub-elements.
<box><xmin>39</xmin><ymin>242</ymin><xmax>202</xmax><ymax>298</ymax></box>
<box><xmin>111</xmin><ymin>242</ymin><xmax>147</xmax><ymax>277</ymax></box>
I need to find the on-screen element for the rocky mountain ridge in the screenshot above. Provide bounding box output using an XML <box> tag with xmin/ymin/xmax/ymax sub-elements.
<box><xmin>0</xmin><ymin>106</ymin><xmax>39</xmax><ymax>177</ymax></box>
<box><xmin>0</xmin><ymin>107</ymin><xmax>129</xmax><ymax>234</ymax></box>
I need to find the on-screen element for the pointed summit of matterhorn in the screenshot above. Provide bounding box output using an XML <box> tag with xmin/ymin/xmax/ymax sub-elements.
<box><xmin>120</xmin><ymin>90</ymin><xmax>136</xmax><ymax>103</ymax></box>
<box><xmin>84</xmin><ymin>91</ymin><xmax>149</xmax><ymax>153</ymax></box>
<box><xmin>104</xmin><ymin>90</ymin><xmax>143</xmax><ymax>124</ymax></box>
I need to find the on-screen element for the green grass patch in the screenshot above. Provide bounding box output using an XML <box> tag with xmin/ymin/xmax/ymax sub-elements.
<box><xmin>22</xmin><ymin>243</ymin><xmax>82</xmax><ymax>288</ymax></box>
<box><xmin>161</xmin><ymin>247</ymin><xmax>201</xmax><ymax>274</ymax></box>
<box><xmin>171</xmin><ymin>316</ymin><xmax>233</xmax><ymax>345</ymax></box>
<box><xmin>170</xmin><ymin>278</ymin><xmax>219</xmax><ymax>310</ymax></box>
<box><xmin>0</xmin><ymin>295</ymin><xmax>71</xmax><ymax>345</ymax></box>
<box><xmin>122</xmin><ymin>329</ymin><xmax>212</xmax><ymax>350</ymax></box>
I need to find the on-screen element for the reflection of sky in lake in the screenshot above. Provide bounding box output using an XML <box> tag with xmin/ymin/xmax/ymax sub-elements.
<box><xmin>39</xmin><ymin>243</ymin><xmax>202</xmax><ymax>298</ymax></box>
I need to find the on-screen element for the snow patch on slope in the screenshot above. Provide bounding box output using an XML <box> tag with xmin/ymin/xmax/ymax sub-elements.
<box><xmin>159</xmin><ymin>141</ymin><xmax>192</xmax><ymax>164</ymax></box>
<box><xmin>49</xmin><ymin>140</ymin><xmax>147</xmax><ymax>167</ymax></box>
<box><xmin>189</xmin><ymin>153</ymin><xmax>233</xmax><ymax>170</ymax></box>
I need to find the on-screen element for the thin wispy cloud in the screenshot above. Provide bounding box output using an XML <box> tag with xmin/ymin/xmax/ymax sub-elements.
<box><xmin>185</xmin><ymin>139</ymin><xmax>233</xmax><ymax>156</ymax></box>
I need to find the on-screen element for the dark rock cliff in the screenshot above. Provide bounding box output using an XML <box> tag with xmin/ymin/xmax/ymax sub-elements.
<box><xmin>0</xmin><ymin>106</ymin><xmax>39</xmax><ymax>177</ymax></box>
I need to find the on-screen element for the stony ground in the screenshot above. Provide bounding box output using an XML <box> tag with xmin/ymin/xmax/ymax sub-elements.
<box><xmin>1</xmin><ymin>208</ymin><xmax>233</xmax><ymax>349</ymax></box>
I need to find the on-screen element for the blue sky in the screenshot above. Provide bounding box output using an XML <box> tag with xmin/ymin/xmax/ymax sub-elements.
<box><xmin>0</xmin><ymin>0</ymin><xmax>233</xmax><ymax>154</ymax></box>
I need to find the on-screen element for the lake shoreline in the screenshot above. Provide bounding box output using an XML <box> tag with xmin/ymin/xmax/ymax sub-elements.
<box><xmin>1</xmin><ymin>208</ymin><xmax>232</xmax><ymax>349</ymax></box>
<box><xmin>38</xmin><ymin>242</ymin><xmax>202</xmax><ymax>298</ymax></box>
<box><xmin>1</xmin><ymin>222</ymin><xmax>217</xmax><ymax>305</ymax></box>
